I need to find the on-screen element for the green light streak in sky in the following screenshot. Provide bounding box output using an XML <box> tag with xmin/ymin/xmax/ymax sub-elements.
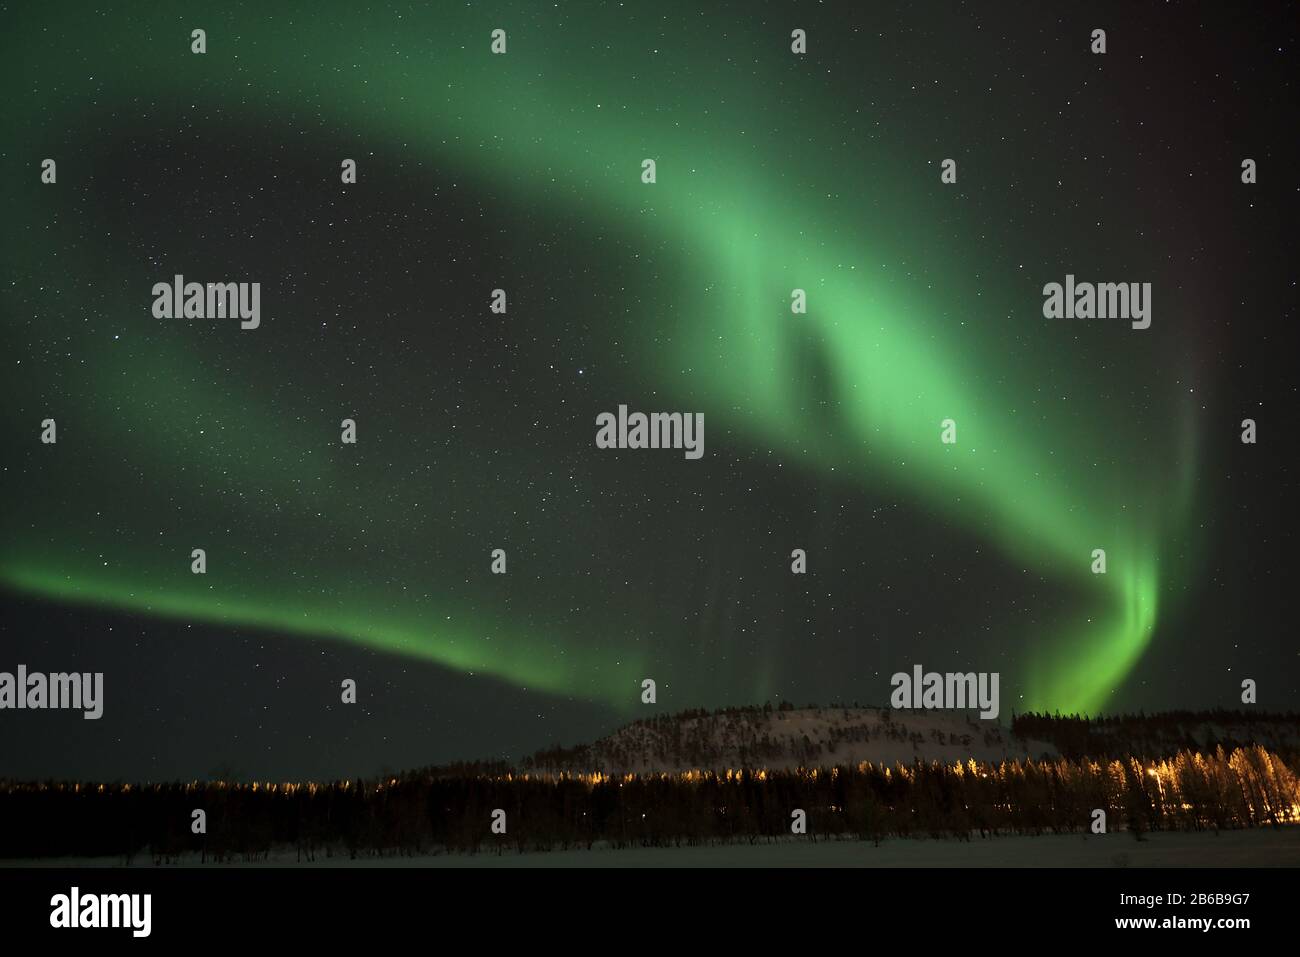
<box><xmin>0</xmin><ymin>4</ymin><xmax>1196</xmax><ymax>713</ymax></box>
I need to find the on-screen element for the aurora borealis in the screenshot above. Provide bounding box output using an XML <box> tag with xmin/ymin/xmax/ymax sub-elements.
<box><xmin>1</xmin><ymin>1</ymin><xmax>1295</xmax><ymax>780</ymax></box>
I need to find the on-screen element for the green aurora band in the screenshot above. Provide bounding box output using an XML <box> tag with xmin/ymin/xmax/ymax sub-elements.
<box><xmin>0</xmin><ymin>4</ymin><xmax>1198</xmax><ymax>714</ymax></box>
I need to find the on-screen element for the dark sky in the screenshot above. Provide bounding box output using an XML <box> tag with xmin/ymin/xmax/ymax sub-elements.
<box><xmin>1</xmin><ymin>1</ymin><xmax>1296</xmax><ymax>781</ymax></box>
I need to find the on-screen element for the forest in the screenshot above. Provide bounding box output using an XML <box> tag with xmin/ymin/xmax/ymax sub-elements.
<box><xmin>1009</xmin><ymin>709</ymin><xmax>1300</xmax><ymax>761</ymax></box>
<box><xmin>2</xmin><ymin>740</ymin><xmax>1296</xmax><ymax>862</ymax></box>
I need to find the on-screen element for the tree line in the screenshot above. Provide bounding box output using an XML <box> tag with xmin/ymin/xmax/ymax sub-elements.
<box><xmin>2</xmin><ymin>743</ymin><xmax>1295</xmax><ymax>861</ymax></box>
<box><xmin>1011</xmin><ymin>709</ymin><xmax>1300</xmax><ymax>762</ymax></box>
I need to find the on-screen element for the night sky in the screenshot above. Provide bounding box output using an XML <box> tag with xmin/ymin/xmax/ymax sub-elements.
<box><xmin>1</xmin><ymin>1</ymin><xmax>1296</xmax><ymax>781</ymax></box>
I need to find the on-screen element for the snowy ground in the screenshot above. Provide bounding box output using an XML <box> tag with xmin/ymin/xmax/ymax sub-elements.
<box><xmin>8</xmin><ymin>826</ymin><xmax>1298</xmax><ymax>868</ymax></box>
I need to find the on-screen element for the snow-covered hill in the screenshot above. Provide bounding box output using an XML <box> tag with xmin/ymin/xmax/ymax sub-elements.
<box><xmin>524</xmin><ymin>706</ymin><xmax>1057</xmax><ymax>774</ymax></box>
